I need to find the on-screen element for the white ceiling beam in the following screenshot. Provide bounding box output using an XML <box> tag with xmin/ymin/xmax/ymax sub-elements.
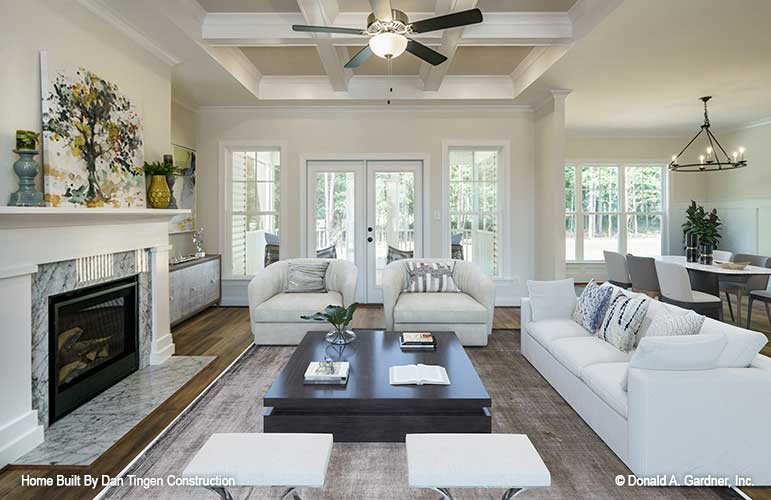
<box><xmin>296</xmin><ymin>0</ymin><xmax>352</xmax><ymax>91</ymax></box>
<box><xmin>202</xmin><ymin>11</ymin><xmax>573</xmax><ymax>47</ymax></box>
<box><xmin>419</xmin><ymin>0</ymin><xmax>478</xmax><ymax>92</ymax></box>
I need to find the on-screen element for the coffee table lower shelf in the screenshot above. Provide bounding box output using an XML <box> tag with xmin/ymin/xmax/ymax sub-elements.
<box><xmin>263</xmin><ymin>406</ymin><xmax>492</xmax><ymax>442</ymax></box>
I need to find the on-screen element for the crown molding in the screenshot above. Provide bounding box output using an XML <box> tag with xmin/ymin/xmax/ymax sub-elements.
<box><xmin>197</xmin><ymin>103</ymin><xmax>532</xmax><ymax>114</ymax></box>
<box><xmin>172</xmin><ymin>96</ymin><xmax>199</xmax><ymax>113</ymax></box>
<box><xmin>77</xmin><ymin>0</ymin><xmax>181</xmax><ymax>66</ymax></box>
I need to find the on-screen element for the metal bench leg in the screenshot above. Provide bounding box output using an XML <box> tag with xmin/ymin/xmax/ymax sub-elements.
<box><xmin>431</xmin><ymin>487</ymin><xmax>454</xmax><ymax>499</ymax></box>
<box><xmin>204</xmin><ymin>486</ymin><xmax>234</xmax><ymax>500</ymax></box>
<box><xmin>279</xmin><ymin>487</ymin><xmax>303</xmax><ymax>500</ymax></box>
<box><xmin>502</xmin><ymin>488</ymin><xmax>526</xmax><ymax>500</ymax></box>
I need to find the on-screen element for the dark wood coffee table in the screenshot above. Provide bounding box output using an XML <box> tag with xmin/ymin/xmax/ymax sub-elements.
<box><xmin>263</xmin><ymin>330</ymin><xmax>491</xmax><ymax>442</ymax></box>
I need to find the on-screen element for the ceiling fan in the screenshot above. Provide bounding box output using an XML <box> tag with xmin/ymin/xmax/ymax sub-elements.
<box><xmin>292</xmin><ymin>0</ymin><xmax>483</xmax><ymax>68</ymax></box>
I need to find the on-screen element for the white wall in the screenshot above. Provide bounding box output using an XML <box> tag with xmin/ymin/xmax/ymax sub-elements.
<box><xmin>196</xmin><ymin>107</ymin><xmax>535</xmax><ymax>305</ymax></box>
<box><xmin>0</xmin><ymin>0</ymin><xmax>172</xmax><ymax>204</ymax></box>
<box><xmin>171</xmin><ymin>100</ymin><xmax>197</xmax><ymax>151</ymax></box>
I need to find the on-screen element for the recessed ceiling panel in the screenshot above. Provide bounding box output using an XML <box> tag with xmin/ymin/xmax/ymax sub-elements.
<box><xmin>337</xmin><ymin>0</ymin><xmax>437</xmax><ymax>11</ymax></box>
<box><xmin>241</xmin><ymin>47</ymin><xmax>326</xmax><ymax>75</ymax></box>
<box><xmin>449</xmin><ymin>46</ymin><xmax>532</xmax><ymax>75</ymax></box>
<box><xmin>198</xmin><ymin>0</ymin><xmax>301</xmax><ymax>12</ymax></box>
<box><xmin>477</xmin><ymin>0</ymin><xmax>577</xmax><ymax>11</ymax></box>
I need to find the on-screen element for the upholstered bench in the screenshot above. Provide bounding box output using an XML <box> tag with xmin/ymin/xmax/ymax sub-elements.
<box><xmin>406</xmin><ymin>433</ymin><xmax>550</xmax><ymax>499</ymax></box>
<box><xmin>182</xmin><ymin>433</ymin><xmax>333</xmax><ymax>500</ymax></box>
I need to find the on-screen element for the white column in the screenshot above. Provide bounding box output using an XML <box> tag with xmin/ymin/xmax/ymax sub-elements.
<box><xmin>0</xmin><ymin>267</ymin><xmax>44</xmax><ymax>466</ymax></box>
<box><xmin>149</xmin><ymin>245</ymin><xmax>175</xmax><ymax>365</ymax></box>
<box><xmin>534</xmin><ymin>89</ymin><xmax>571</xmax><ymax>280</ymax></box>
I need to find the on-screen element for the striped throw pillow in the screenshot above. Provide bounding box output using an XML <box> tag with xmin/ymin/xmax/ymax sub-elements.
<box><xmin>285</xmin><ymin>261</ymin><xmax>329</xmax><ymax>293</ymax></box>
<box><xmin>598</xmin><ymin>293</ymin><xmax>650</xmax><ymax>352</ymax></box>
<box><xmin>403</xmin><ymin>261</ymin><xmax>460</xmax><ymax>293</ymax></box>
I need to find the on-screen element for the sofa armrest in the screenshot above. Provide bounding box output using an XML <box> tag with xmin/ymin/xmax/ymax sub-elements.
<box><xmin>382</xmin><ymin>262</ymin><xmax>405</xmax><ymax>330</ymax></box>
<box><xmin>520</xmin><ymin>297</ymin><xmax>533</xmax><ymax>332</ymax></box>
<box><xmin>326</xmin><ymin>259</ymin><xmax>358</xmax><ymax>306</ymax></box>
<box><xmin>455</xmin><ymin>262</ymin><xmax>496</xmax><ymax>335</ymax></box>
<box><xmin>627</xmin><ymin>366</ymin><xmax>771</xmax><ymax>484</ymax></box>
<box><xmin>247</xmin><ymin>263</ymin><xmax>285</xmax><ymax>322</ymax></box>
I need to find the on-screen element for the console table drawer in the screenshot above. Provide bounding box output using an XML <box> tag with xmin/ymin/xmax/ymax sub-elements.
<box><xmin>169</xmin><ymin>255</ymin><xmax>221</xmax><ymax>326</ymax></box>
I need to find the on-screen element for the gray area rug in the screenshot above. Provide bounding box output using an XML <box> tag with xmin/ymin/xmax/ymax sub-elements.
<box><xmin>102</xmin><ymin>331</ymin><xmax>740</xmax><ymax>500</ymax></box>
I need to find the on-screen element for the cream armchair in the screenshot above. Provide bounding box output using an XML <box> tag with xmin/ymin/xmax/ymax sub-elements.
<box><xmin>382</xmin><ymin>259</ymin><xmax>495</xmax><ymax>346</ymax></box>
<box><xmin>248</xmin><ymin>258</ymin><xmax>357</xmax><ymax>345</ymax></box>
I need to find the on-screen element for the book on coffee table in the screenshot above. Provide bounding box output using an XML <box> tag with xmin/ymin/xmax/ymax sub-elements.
<box><xmin>389</xmin><ymin>364</ymin><xmax>450</xmax><ymax>386</ymax></box>
<box><xmin>304</xmin><ymin>361</ymin><xmax>349</xmax><ymax>385</ymax></box>
<box><xmin>400</xmin><ymin>332</ymin><xmax>436</xmax><ymax>351</ymax></box>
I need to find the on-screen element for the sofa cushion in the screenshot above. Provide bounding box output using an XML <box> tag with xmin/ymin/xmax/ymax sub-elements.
<box><xmin>525</xmin><ymin>319</ymin><xmax>592</xmax><ymax>353</ymax></box>
<box><xmin>253</xmin><ymin>291</ymin><xmax>343</xmax><ymax>323</ymax></box>
<box><xmin>394</xmin><ymin>292</ymin><xmax>485</xmax><ymax>324</ymax></box>
<box><xmin>699</xmin><ymin>318</ymin><xmax>768</xmax><ymax>367</ymax></box>
<box><xmin>581</xmin><ymin>362</ymin><xmax>629</xmax><ymax>418</ymax></box>
<box><xmin>526</xmin><ymin>279</ymin><xmax>577</xmax><ymax>322</ymax></box>
<box><xmin>550</xmin><ymin>337</ymin><xmax>632</xmax><ymax>378</ymax></box>
<box><xmin>630</xmin><ymin>334</ymin><xmax>726</xmax><ymax>371</ymax></box>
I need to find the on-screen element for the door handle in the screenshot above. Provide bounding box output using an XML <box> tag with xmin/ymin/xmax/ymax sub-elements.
<box><xmin>367</xmin><ymin>237</ymin><xmax>373</xmax><ymax>243</ymax></box>
<box><xmin>367</xmin><ymin>227</ymin><xmax>373</xmax><ymax>232</ymax></box>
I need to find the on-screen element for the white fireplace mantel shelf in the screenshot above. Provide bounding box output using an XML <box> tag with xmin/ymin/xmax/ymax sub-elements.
<box><xmin>0</xmin><ymin>206</ymin><xmax>190</xmax><ymax>229</ymax></box>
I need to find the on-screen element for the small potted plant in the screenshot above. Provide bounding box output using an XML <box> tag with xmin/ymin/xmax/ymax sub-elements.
<box><xmin>681</xmin><ymin>200</ymin><xmax>722</xmax><ymax>264</ymax></box>
<box><xmin>301</xmin><ymin>303</ymin><xmax>358</xmax><ymax>345</ymax></box>
<box><xmin>143</xmin><ymin>161</ymin><xmax>175</xmax><ymax>208</ymax></box>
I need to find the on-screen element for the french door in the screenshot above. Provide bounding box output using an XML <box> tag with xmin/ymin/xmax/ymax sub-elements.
<box><xmin>307</xmin><ymin>160</ymin><xmax>423</xmax><ymax>303</ymax></box>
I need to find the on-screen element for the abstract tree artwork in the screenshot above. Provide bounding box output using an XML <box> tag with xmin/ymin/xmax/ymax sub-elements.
<box><xmin>42</xmin><ymin>66</ymin><xmax>145</xmax><ymax>207</ymax></box>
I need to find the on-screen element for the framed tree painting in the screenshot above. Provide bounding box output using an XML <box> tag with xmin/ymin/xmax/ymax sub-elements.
<box><xmin>40</xmin><ymin>52</ymin><xmax>145</xmax><ymax>207</ymax></box>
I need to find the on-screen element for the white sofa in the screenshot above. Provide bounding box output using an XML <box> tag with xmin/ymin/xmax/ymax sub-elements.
<box><xmin>248</xmin><ymin>259</ymin><xmax>357</xmax><ymax>345</ymax></box>
<box><xmin>521</xmin><ymin>285</ymin><xmax>771</xmax><ymax>485</ymax></box>
<box><xmin>382</xmin><ymin>259</ymin><xmax>495</xmax><ymax>346</ymax></box>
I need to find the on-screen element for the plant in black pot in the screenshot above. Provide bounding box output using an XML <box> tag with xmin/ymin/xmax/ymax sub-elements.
<box><xmin>301</xmin><ymin>303</ymin><xmax>358</xmax><ymax>345</ymax></box>
<box><xmin>681</xmin><ymin>201</ymin><xmax>722</xmax><ymax>264</ymax></box>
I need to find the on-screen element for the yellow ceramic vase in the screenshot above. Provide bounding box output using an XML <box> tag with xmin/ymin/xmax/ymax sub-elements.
<box><xmin>147</xmin><ymin>175</ymin><xmax>171</xmax><ymax>209</ymax></box>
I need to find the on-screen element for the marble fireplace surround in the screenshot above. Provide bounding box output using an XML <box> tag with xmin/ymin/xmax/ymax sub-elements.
<box><xmin>0</xmin><ymin>207</ymin><xmax>189</xmax><ymax>466</ymax></box>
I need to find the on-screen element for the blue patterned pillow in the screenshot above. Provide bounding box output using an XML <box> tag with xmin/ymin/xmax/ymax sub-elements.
<box><xmin>598</xmin><ymin>293</ymin><xmax>651</xmax><ymax>352</ymax></box>
<box><xmin>572</xmin><ymin>280</ymin><xmax>613</xmax><ymax>332</ymax></box>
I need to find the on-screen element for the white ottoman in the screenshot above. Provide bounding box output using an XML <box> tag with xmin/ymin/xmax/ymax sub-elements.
<box><xmin>182</xmin><ymin>433</ymin><xmax>333</xmax><ymax>500</ymax></box>
<box><xmin>406</xmin><ymin>434</ymin><xmax>551</xmax><ymax>499</ymax></box>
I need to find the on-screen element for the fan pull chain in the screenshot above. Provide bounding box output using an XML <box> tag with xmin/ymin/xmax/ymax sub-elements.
<box><xmin>386</xmin><ymin>56</ymin><xmax>393</xmax><ymax>105</ymax></box>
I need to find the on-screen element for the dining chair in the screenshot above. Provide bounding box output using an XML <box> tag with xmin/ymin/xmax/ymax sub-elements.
<box><xmin>603</xmin><ymin>251</ymin><xmax>632</xmax><ymax>288</ymax></box>
<box><xmin>712</xmin><ymin>250</ymin><xmax>733</xmax><ymax>262</ymax></box>
<box><xmin>654</xmin><ymin>259</ymin><xmax>722</xmax><ymax>320</ymax></box>
<box><xmin>719</xmin><ymin>253</ymin><xmax>771</xmax><ymax>324</ymax></box>
<box><xmin>626</xmin><ymin>255</ymin><xmax>660</xmax><ymax>298</ymax></box>
<box><xmin>746</xmin><ymin>290</ymin><xmax>771</xmax><ymax>330</ymax></box>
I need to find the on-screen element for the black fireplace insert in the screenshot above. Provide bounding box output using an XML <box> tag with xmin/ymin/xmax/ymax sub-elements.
<box><xmin>48</xmin><ymin>275</ymin><xmax>139</xmax><ymax>424</ymax></box>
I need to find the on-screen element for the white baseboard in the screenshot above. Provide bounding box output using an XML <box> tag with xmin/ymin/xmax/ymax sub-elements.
<box><xmin>0</xmin><ymin>411</ymin><xmax>45</xmax><ymax>467</ymax></box>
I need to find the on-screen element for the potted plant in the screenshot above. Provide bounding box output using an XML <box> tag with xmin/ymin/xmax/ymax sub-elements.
<box><xmin>301</xmin><ymin>303</ymin><xmax>358</xmax><ymax>345</ymax></box>
<box><xmin>9</xmin><ymin>130</ymin><xmax>45</xmax><ymax>206</ymax></box>
<box><xmin>681</xmin><ymin>201</ymin><xmax>722</xmax><ymax>264</ymax></box>
<box><xmin>143</xmin><ymin>161</ymin><xmax>175</xmax><ymax>208</ymax></box>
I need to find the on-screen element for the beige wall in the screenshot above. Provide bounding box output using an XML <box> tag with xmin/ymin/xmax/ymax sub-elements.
<box><xmin>196</xmin><ymin>108</ymin><xmax>535</xmax><ymax>304</ymax></box>
<box><xmin>0</xmin><ymin>0</ymin><xmax>171</xmax><ymax>203</ymax></box>
<box><xmin>171</xmin><ymin>101</ymin><xmax>197</xmax><ymax>151</ymax></box>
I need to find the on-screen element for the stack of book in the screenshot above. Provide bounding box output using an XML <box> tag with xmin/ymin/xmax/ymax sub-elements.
<box><xmin>399</xmin><ymin>332</ymin><xmax>436</xmax><ymax>351</ymax></box>
<box><xmin>303</xmin><ymin>361</ymin><xmax>349</xmax><ymax>385</ymax></box>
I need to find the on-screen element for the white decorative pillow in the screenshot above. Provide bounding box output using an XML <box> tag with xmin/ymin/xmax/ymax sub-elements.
<box><xmin>403</xmin><ymin>261</ymin><xmax>459</xmax><ymax>293</ymax></box>
<box><xmin>646</xmin><ymin>308</ymin><xmax>705</xmax><ymax>338</ymax></box>
<box><xmin>526</xmin><ymin>279</ymin><xmax>577</xmax><ymax>322</ymax></box>
<box><xmin>598</xmin><ymin>293</ymin><xmax>650</xmax><ymax>352</ymax></box>
<box><xmin>572</xmin><ymin>280</ymin><xmax>614</xmax><ymax>332</ymax></box>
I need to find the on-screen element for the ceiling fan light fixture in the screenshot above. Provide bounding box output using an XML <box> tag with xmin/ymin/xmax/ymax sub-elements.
<box><xmin>368</xmin><ymin>32</ymin><xmax>407</xmax><ymax>59</ymax></box>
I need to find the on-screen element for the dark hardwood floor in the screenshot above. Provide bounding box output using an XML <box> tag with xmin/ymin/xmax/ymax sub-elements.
<box><xmin>1</xmin><ymin>303</ymin><xmax>768</xmax><ymax>500</ymax></box>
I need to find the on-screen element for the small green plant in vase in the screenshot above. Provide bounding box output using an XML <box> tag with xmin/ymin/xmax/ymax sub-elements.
<box><xmin>301</xmin><ymin>303</ymin><xmax>358</xmax><ymax>345</ymax></box>
<box><xmin>143</xmin><ymin>161</ymin><xmax>175</xmax><ymax>208</ymax></box>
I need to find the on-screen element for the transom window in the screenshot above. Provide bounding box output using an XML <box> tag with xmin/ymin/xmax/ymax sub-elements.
<box><xmin>565</xmin><ymin>163</ymin><xmax>666</xmax><ymax>262</ymax></box>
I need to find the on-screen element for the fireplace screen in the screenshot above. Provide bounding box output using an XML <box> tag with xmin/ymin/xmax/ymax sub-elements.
<box><xmin>49</xmin><ymin>275</ymin><xmax>139</xmax><ymax>423</ymax></box>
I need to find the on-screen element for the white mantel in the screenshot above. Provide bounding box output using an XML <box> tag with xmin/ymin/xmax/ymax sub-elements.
<box><xmin>0</xmin><ymin>207</ymin><xmax>189</xmax><ymax>466</ymax></box>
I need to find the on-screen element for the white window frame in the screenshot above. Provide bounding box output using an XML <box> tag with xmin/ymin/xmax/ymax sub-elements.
<box><xmin>219</xmin><ymin>140</ymin><xmax>288</xmax><ymax>280</ymax></box>
<box><xmin>442</xmin><ymin>140</ymin><xmax>511</xmax><ymax>280</ymax></box>
<box><xmin>565</xmin><ymin>160</ymin><xmax>669</xmax><ymax>263</ymax></box>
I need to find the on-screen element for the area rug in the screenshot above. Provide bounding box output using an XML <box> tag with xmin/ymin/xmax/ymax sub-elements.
<box><xmin>102</xmin><ymin>331</ymin><xmax>740</xmax><ymax>500</ymax></box>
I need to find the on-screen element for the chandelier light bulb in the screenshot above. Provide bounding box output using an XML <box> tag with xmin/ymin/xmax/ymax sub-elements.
<box><xmin>699</xmin><ymin>154</ymin><xmax>705</xmax><ymax>164</ymax></box>
<box><xmin>733</xmin><ymin>151</ymin><xmax>738</xmax><ymax>162</ymax></box>
<box><xmin>739</xmin><ymin>147</ymin><xmax>746</xmax><ymax>160</ymax></box>
<box><xmin>368</xmin><ymin>33</ymin><xmax>408</xmax><ymax>59</ymax></box>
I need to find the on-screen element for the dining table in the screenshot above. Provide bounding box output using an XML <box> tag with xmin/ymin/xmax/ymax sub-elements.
<box><xmin>655</xmin><ymin>255</ymin><xmax>771</xmax><ymax>298</ymax></box>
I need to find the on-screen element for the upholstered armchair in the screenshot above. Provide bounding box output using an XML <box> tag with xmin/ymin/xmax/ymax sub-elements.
<box><xmin>248</xmin><ymin>258</ymin><xmax>357</xmax><ymax>345</ymax></box>
<box><xmin>382</xmin><ymin>259</ymin><xmax>495</xmax><ymax>346</ymax></box>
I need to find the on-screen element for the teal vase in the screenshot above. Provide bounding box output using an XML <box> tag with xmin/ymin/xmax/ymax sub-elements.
<box><xmin>9</xmin><ymin>149</ymin><xmax>45</xmax><ymax>207</ymax></box>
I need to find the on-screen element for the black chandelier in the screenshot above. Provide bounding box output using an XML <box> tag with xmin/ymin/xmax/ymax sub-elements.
<box><xmin>669</xmin><ymin>96</ymin><xmax>747</xmax><ymax>172</ymax></box>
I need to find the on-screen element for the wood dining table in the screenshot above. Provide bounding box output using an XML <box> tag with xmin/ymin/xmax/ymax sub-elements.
<box><xmin>655</xmin><ymin>255</ymin><xmax>771</xmax><ymax>298</ymax></box>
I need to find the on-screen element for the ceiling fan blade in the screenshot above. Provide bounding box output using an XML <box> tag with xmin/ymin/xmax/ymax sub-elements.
<box><xmin>292</xmin><ymin>25</ymin><xmax>366</xmax><ymax>35</ymax></box>
<box><xmin>409</xmin><ymin>8</ymin><xmax>483</xmax><ymax>34</ymax></box>
<box><xmin>344</xmin><ymin>46</ymin><xmax>373</xmax><ymax>68</ymax></box>
<box><xmin>369</xmin><ymin>0</ymin><xmax>393</xmax><ymax>21</ymax></box>
<box><xmin>405</xmin><ymin>40</ymin><xmax>448</xmax><ymax>66</ymax></box>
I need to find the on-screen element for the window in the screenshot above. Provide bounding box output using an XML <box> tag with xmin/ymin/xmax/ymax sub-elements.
<box><xmin>448</xmin><ymin>148</ymin><xmax>501</xmax><ymax>276</ymax></box>
<box><xmin>565</xmin><ymin>163</ymin><xmax>665</xmax><ymax>261</ymax></box>
<box><xmin>227</xmin><ymin>149</ymin><xmax>280</xmax><ymax>276</ymax></box>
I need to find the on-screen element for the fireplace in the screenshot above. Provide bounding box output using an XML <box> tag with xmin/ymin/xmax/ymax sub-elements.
<box><xmin>48</xmin><ymin>275</ymin><xmax>139</xmax><ymax>424</ymax></box>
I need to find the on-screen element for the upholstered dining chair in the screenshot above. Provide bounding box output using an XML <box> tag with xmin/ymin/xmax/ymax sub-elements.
<box><xmin>719</xmin><ymin>253</ymin><xmax>771</xmax><ymax>324</ymax></box>
<box><xmin>603</xmin><ymin>250</ymin><xmax>632</xmax><ymax>288</ymax></box>
<box><xmin>712</xmin><ymin>250</ymin><xmax>733</xmax><ymax>262</ymax></box>
<box><xmin>626</xmin><ymin>254</ymin><xmax>660</xmax><ymax>298</ymax></box>
<box><xmin>654</xmin><ymin>259</ymin><xmax>722</xmax><ymax>320</ymax></box>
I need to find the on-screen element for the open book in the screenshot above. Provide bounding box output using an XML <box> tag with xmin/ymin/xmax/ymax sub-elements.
<box><xmin>389</xmin><ymin>364</ymin><xmax>450</xmax><ymax>386</ymax></box>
